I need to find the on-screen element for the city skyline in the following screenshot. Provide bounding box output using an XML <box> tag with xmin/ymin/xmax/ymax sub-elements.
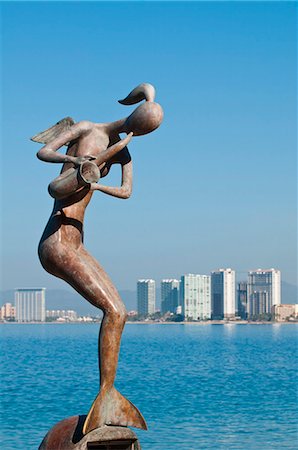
<box><xmin>1</xmin><ymin>267</ymin><xmax>291</xmax><ymax>322</ymax></box>
<box><xmin>1</xmin><ymin>2</ymin><xmax>296</xmax><ymax>294</ymax></box>
<box><xmin>136</xmin><ymin>267</ymin><xmax>282</xmax><ymax>319</ymax></box>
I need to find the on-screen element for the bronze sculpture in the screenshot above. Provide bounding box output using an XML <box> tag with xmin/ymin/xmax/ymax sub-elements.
<box><xmin>32</xmin><ymin>83</ymin><xmax>163</xmax><ymax>436</ymax></box>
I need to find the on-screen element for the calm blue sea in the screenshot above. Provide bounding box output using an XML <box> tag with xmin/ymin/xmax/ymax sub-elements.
<box><xmin>1</xmin><ymin>324</ymin><xmax>297</xmax><ymax>450</ymax></box>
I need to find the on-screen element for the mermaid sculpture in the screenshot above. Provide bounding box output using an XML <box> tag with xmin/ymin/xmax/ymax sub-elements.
<box><xmin>32</xmin><ymin>83</ymin><xmax>163</xmax><ymax>435</ymax></box>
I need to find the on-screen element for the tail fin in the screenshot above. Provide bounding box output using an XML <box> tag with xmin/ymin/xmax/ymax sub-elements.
<box><xmin>83</xmin><ymin>387</ymin><xmax>147</xmax><ymax>435</ymax></box>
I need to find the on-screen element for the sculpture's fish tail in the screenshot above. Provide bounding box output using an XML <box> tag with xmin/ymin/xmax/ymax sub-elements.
<box><xmin>83</xmin><ymin>387</ymin><xmax>147</xmax><ymax>435</ymax></box>
<box><xmin>118</xmin><ymin>83</ymin><xmax>156</xmax><ymax>105</ymax></box>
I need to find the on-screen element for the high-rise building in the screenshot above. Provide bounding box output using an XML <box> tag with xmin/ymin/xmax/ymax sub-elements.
<box><xmin>247</xmin><ymin>269</ymin><xmax>281</xmax><ymax>317</ymax></box>
<box><xmin>211</xmin><ymin>269</ymin><xmax>236</xmax><ymax>319</ymax></box>
<box><xmin>161</xmin><ymin>279</ymin><xmax>180</xmax><ymax>314</ymax></box>
<box><xmin>15</xmin><ymin>288</ymin><xmax>46</xmax><ymax>322</ymax></box>
<box><xmin>137</xmin><ymin>280</ymin><xmax>155</xmax><ymax>316</ymax></box>
<box><xmin>237</xmin><ymin>282</ymin><xmax>247</xmax><ymax>319</ymax></box>
<box><xmin>180</xmin><ymin>274</ymin><xmax>211</xmax><ymax>320</ymax></box>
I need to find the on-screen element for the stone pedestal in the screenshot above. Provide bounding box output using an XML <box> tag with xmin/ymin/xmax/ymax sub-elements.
<box><xmin>39</xmin><ymin>415</ymin><xmax>141</xmax><ymax>450</ymax></box>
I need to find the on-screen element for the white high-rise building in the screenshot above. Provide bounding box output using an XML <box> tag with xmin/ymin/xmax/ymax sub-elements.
<box><xmin>15</xmin><ymin>288</ymin><xmax>46</xmax><ymax>322</ymax></box>
<box><xmin>180</xmin><ymin>274</ymin><xmax>211</xmax><ymax>320</ymax></box>
<box><xmin>137</xmin><ymin>280</ymin><xmax>156</xmax><ymax>316</ymax></box>
<box><xmin>247</xmin><ymin>269</ymin><xmax>281</xmax><ymax>317</ymax></box>
<box><xmin>161</xmin><ymin>279</ymin><xmax>180</xmax><ymax>314</ymax></box>
<box><xmin>211</xmin><ymin>269</ymin><xmax>236</xmax><ymax>319</ymax></box>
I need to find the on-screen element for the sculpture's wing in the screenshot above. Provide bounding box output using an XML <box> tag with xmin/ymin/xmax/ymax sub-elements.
<box><xmin>30</xmin><ymin>117</ymin><xmax>75</xmax><ymax>144</ymax></box>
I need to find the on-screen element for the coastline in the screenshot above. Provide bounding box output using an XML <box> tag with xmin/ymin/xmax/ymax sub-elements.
<box><xmin>1</xmin><ymin>321</ymin><xmax>297</xmax><ymax>325</ymax></box>
<box><xmin>126</xmin><ymin>321</ymin><xmax>298</xmax><ymax>325</ymax></box>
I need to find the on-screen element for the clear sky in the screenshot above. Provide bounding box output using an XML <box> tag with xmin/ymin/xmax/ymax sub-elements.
<box><xmin>1</xmin><ymin>1</ymin><xmax>297</xmax><ymax>293</ymax></box>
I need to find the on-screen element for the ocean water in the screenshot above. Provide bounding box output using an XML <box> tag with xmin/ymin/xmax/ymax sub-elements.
<box><xmin>0</xmin><ymin>323</ymin><xmax>297</xmax><ymax>450</ymax></box>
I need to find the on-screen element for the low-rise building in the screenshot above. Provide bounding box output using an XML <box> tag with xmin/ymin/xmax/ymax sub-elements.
<box><xmin>272</xmin><ymin>304</ymin><xmax>298</xmax><ymax>322</ymax></box>
<box><xmin>0</xmin><ymin>303</ymin><xmax>16</xmax><ymax>321</ymax></box>
<box><xmin>46</xmin><ymin>309</ymin><xmax>77</xmax><ymax>321</ymax></box>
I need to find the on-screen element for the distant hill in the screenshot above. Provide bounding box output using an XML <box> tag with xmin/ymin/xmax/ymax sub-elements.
<box><xmin>281</xmin><ymin>282</ymin><xmax>298</xmax><ymax>304</ymax></box>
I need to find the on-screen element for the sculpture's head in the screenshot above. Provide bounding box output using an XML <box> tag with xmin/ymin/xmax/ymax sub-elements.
<box><xmin>124</xmin><ymin>102</ymin><xmax>163</xmax><ymax>136</ymax></box>
<box><xmin>118</xmin><ymin>83</ymin><xmax>163</xmax><ymax>136</ymax></box>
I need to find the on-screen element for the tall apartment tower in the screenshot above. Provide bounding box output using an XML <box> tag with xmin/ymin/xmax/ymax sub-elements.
<box><xmin>247</xmin><ymin>269</ymin><xmax>281</xmax><ymax>317</ymax></box>
<box><xmin>237</xmin><ymin>282</ymin><xmax>248</xmax><ymax>319</ymax></box>
<box><xmin>161</xmin><ymin>279</ymin><xmax>180</xmax><ymax>314</ymax></box>
<box><xmin>180</xmin><ymin>274</ymin><xmax>211</xmax><ymax>320</ymax></box>
<box><xmin>15</xmin><ymin>288</ymin><xmax>46</xmax><ymax>322</ymax></box>
<box><xmin>137</xmin><ymin>280</ymin><xmax>156</xmax><ymax>316</ymax></box>
<box><xmin>211</xmin><ymin>269</ymin><xmax>236</xmax><ymax>319</ymax></box>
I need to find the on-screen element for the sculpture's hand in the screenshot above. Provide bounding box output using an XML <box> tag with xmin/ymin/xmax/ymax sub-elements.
<box><xmin>95</xmin><ymin>132</ymin><xmax>133</xmax><ymax>166</ymax></box>
<box><xmin>90</xmin><ymin>183</ymin><xmax>131</xmax><ymax>199</ymax></box>
<box><xmin>72</xmin><ymin>155</ymin><xmax>97</xmax><ymax>167</ymax></box>
<box><xmin>90</xmin><ymin>158</ymin><xmax>133</xmax><ymax>199</ymax></box>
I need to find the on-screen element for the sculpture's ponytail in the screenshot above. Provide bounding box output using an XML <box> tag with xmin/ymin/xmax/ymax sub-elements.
<box><xmin>118</xmin><ymin>83</ymin><xmax>156</xmax><ymax>105</ymax></box>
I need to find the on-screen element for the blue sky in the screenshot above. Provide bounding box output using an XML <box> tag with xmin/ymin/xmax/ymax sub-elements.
<box><xmin>1</xmin><ymin>1</ymin><xmax>297</xmax><ymax>292</ymax></box>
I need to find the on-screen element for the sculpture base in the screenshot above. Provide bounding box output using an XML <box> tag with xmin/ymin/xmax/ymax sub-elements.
<box><xmin>39</xmin><ymin>415</ymin><xmax>141</xmax><ymax>450</ymax></box>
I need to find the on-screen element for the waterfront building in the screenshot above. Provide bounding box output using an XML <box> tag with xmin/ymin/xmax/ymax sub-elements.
<box><xmin>272</xmin><ymin>304</ymin><xmax>298</xmax><ymax>322</ymax></box>
<box><xmin>127</xmin><ymin>310</ymin><xmax>138</xmax><ymax>317</ymax></box>
<box><xmin>0</xmin><ymin>303</ymin><xmax>16</xmax><ymax>321</ymax></box>
<box><xmin>176</xmin><ymin>305</ymin><xmax>182</xmax><ymax>315</ymax></box>
<box><xmin>46</xmin><ymin>309</ymin><xmax>77</xmax><ymax>321</ymax></box>
<box><xmin>211</xmin><ymin>269</ymin><xmax>236</xmax><ymax>319</ymax></box>
<box><xmin>247</xmin><ymin>269</ymin><xmax>281</xmax><ymax>317</ymax></box>
<box><xmin>65</xmin><ymin>310</ymin><xmax>77</xmax><ymax>321</ymax></box>
<box><xmin>137</xmin><ymin>279</ymin><xmax>156</xmax><ymax>316</ymax></box>
<box><xmin>180</xmin><ymin>274</ymin><xmax>211</xmax><ymax>320</ymax></box>
<box><xmin>46</xmin><ymin>309</ymin><xmax>59</xmax><ymax>319</ymax></box>
<box><xmin>161</xmin><ymin>279</ymin><xmax>180</xmax><ymax>314</ymax></box>
<box><xmin>237</xmin><ymin>282</ymin><xmax>248</xmax><ymax>319</ymax></box>
<box><xmin>15</xmin><ymin>288</ymin><xmax>46</xmax><ymax>322</ymax></box>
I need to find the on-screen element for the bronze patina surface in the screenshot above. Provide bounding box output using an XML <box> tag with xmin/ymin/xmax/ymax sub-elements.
<box><xmin>33</xmin><ymin>83</ymin><xmax>163</xmax><ymax>436</ymax></box>
<box><xmin>38</xmin><ymin>416</ymin><xmax>141</xmax><ymax>449</ymax></box>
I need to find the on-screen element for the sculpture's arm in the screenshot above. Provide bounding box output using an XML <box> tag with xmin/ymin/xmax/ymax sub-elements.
<box><xmin>94</xmin><ymin>133</ymin><xmax>133</xmax><ymax>166</ymax></box>
<box><xmin>91</xmin><ymin>151</ymin><xmax>132</xmax><ymax>199</ymax></box>
<box><xmin>36</xmin><ymin>121</ymin><xmax>94</xmax><ymax>165</ymax></box>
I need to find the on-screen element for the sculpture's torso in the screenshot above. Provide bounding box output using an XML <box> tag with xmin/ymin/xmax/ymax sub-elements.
<box><xmin>41</xmin><ymin>122</ymin><xmax>117</xmax><ymax>250</ymax></box>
